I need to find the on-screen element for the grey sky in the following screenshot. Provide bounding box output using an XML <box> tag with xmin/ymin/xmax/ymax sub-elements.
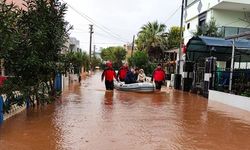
<box><xmin>63</xmin><ymin>0</ymin><xmax>182</xmax><ymax>52</ymax></box>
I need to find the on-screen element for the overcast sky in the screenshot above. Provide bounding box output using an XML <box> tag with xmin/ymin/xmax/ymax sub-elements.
<box><xmin>63</xmin><ymin>0</ymin><xmax>182</xmax><ymax>52</ymax></box>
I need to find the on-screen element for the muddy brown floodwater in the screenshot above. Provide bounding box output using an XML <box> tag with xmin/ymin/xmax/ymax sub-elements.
<box><xmin>1</xmin><ymin>72</ymin><xmax>250</xmax><ymax>150</ymax></box>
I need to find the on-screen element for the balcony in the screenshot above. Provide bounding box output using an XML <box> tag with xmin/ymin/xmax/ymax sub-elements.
<box><xmin>212</xmin><ymin>0</ymin><xmax>250</xmax><ymax>12</ymax></box>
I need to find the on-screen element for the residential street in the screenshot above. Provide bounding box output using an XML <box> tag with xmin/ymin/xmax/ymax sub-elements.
<box><xmin>1</xmin><ymin>72</ymin><xmax>250</xmax><ymax>150</ymax></box>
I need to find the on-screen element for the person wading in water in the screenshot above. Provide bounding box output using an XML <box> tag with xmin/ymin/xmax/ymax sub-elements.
<box><xmin>117</xmin><ymin>63</ymin><xmax>129</xmax><ymax>82</ymax></box>
<box><xmin>151</xmin><ymin>64</ymin><xmax>166</xmax><ymax>91</ymax></box>
<box><xmin>101</xmin><ymin>61</ymin><xmax>117</xmax><ymax>90</ymax></box>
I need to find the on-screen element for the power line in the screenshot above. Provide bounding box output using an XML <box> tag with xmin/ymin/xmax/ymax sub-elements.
<box><xmin>80</xmin><ymin>42</ymin><xmax>125</xmax><ymax>44</ymax></box>
<box><xmin>164</xmin><ymin>5</ymin><xmax>181</xmax><ymax>24</ymax></box>
<box><xmin>61</xmin><ymin>0</ymin><xmax>129</xmax><ymax>43</ymax></box>
<box><xmin>70</xmin><ymin>30</ymin><xmax>126</xmax><ymax>42</ymax></box>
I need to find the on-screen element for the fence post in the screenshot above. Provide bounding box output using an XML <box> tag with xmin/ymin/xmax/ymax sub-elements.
<box><xmin>55</xmin><ymin>73</ymin><xmax>62</xmax><ymax>91</ymax></box>
<box><xmin>0</xmin><ymin>96</ymin><xmax>4</xmax><ymax>124</ymax></box>
<box><xmin>26</xmin><ymin>97</ymin><xmax>30</xmax><ymax>109</ymax></box>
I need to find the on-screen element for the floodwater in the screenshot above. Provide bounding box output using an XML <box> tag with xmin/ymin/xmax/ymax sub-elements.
<box><xmin>1</xmin><ymin>72</ymin><xmax>250</xmax><ymax>150</ymax></box>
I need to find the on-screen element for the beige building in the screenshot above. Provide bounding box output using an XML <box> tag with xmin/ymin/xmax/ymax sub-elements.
<box><xmin>124</xmin><ymin>44</ymin><xmax>133</xmax><ymax>61</ymax></box>
<box><xmin>4</xmin><ymin>0</ymin><xmax>26</xmax><ymax>8</ymax></box>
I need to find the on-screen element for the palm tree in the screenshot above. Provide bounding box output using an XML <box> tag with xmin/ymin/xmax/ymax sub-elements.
<box><xmin>136</xmin><ymin>21</ymin><xmax>168</xmax><ymax>61</ymax></box>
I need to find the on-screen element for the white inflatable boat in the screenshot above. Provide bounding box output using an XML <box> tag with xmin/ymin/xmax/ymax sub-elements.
<box><xmin>114</xmin><ymin>81</ymin><xmax>155</xmax><ymax>92</ymax></box>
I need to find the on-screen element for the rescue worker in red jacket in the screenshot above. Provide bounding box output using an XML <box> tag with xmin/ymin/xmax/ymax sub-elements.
<box><xmin>117</xmin><ymin>63</ymin><xmax>128</xmax><ymax>82</ymax></box>
<box><xmin>151</xmin><ymin>64</ymin><xmax>166</xmax><ymax>90</ymax></box>
<box><xmin>101</xmin><ymin>61</ymin><xmax>117</xmax><ymax>90</ymax></box>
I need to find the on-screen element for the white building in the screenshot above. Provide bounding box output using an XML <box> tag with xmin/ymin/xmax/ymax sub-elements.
<box><xmin>184</xmin><ymin>0</ymin><xmax>250</xmax><ymax>44</ymax></box>
<box><xmin>69</xmin><ymin>37</ymin><xmax>81</xmax><ymax>52</ymax></box>
<box><xmin>61</xmin><ymin>37</ymin><xmax>81</xmax><ymax>54</ymax></box>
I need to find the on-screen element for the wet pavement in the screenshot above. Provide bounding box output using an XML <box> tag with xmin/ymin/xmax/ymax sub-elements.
<box><xmin>1</xmin><ymin>72</ymin><xmax>250</xmax><ymax>150</ymax></box>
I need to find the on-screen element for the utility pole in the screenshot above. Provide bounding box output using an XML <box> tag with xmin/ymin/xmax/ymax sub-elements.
<box><xmin>174</xmin><ymin>0</ymin><xmax>185</xmax><ymax>89</ymax></box>
<box><xmin>93</xmin><ymin>45</ymin><xmax>96</xmax><ymax>57</ymax></box>
<box><xmin>177</xmin><ymin>0</ymin><xmax>185</xmax><ymax>74</ymax></box>
<box><xmin>131</xmin><ymin>35</ymin><xmax>135</xmax><ymax>57</ymax></box>
<box><xmin>89</xmin><ymin>24</ymin><xmax>94</xmax><ymax>63</ymax></box>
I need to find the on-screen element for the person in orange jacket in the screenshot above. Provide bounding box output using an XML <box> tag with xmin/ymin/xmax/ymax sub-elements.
<box><xmin>101</xmin><ymin>61</ymin><xmax>117</xmax><ymax>90</ymax></box>
<box><xmin>151</xmin><ymin>64</ymin><xmax>166</xmax><ymax>90</ymax></box>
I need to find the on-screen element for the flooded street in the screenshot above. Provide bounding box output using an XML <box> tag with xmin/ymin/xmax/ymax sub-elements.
<box><xmin>1</xmin><ymin>72</ymin><xmax>250</xmax><ymax>150</ymax></box>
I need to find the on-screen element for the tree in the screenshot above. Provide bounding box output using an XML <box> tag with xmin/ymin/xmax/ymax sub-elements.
<box><xmin>135</xmin><ymin>21</ymin><xmax>168</xmax><ymax>61</ymax></box>
<box><xmin>128</xmin><ymin>51</ymin><xmax>149</xmax><ymax>68</ymax></box>
<box><xmin>168</xmin><ymin>26</ymin><xmax>182</xmax><ymax>49</ymax></box>
<box><xmin>128</xmin><ymin>50</ymin><xmax>156</xmax><ymax>75</ymax></box>
<box><xmin>0</xmin><ymin>0</ymin><xmax>19</xmax><ymax>55</ymax></box>
<box><xmin>91</xmin><ymin>56</ymin><xmax>102</xmax><ymax>69</ymax></box>
<box><xmin>63</xmin><ymin>51</ymin><xmax>88</xmax><ymax>74</ymax></box>
<box><xmin>0</xmin><ymin>0</ymin><xmax>70</xmax><ymax>108</ymax></box>
<box><xmin>193</xmin><ymin>18</ymin><xmax>222</xmax><ymax>37</ymax></box>
<box><xmin>100</xmin><ymin>46</ymin><xmax>127</xmax><ymax>69</ymax></box>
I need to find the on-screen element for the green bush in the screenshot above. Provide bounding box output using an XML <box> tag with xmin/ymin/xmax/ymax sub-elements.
<box><xmin>145</xmin><ymin>63</ymin><xmax>157</xmax><ymax>76</ymax></box>
<box><xmin>128</xmin><ymin>51</ymin><xmax>157</xmax><ymax>76</ymax></box>
<box><xmin>128</xmin><ymin>51</ymin><xmax>149</xmax><ymax>68</ymax></box>
<box><xmin>241</xmin><ymin>89</ymin><xmax>250</xmax><ymax>97</ymax></box>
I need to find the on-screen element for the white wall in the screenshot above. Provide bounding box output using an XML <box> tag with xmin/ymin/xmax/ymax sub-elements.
<box><xmin>209</xmin><ymin>90</ymin><xmax>250</xmax><ymax>112</ymax></box>
<box><xmin>184</xmin><ymin>0</ymin><xmax>250</xmax><ymax>44</ymax></box>
<box><xmin>184</xmin><ymin>17</ymin><xmax>199</xmax><ymax>44</ymax></box>
<box><xmin>212</xmin><ymin>9</ymin><xmax>249</xmax><ymax>28</ymax></box>
<box><xmin>184</xmin><ymin>0</ymin><xmax>219</xmax><ymax>44</ymax></box>
<box><xmin>185</xmin><ymin>0</ymin><xmax>221</xmax><ymax>22</ymax></box>
<box><xmin>222</xmin><ymin>0</ymin><xmax>250</xmax><ymax>5</ymax></box>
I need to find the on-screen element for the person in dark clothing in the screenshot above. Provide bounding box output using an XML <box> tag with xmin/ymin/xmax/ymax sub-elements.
<box><xmin>125</xmin><ymin>68</ymin><xmax>137</xmax><ymax>84</ymax></box>
<box><xmin>78</xmin><ymin>74</ymin><xmax>82</xmax><ymax>83</ymax></box>
<box><xmin>101</xmin><ymin>62</ymin><xmax>117</xmax><ymax>90</ymax></box>
<box><xmin>134</xmin><ymin>67</ymin><xmax>139</xmax><ymax>81</ymax></box>
<box><xmin>151</xmin><ymin>64</ymin><xmax>166</xmax><ymax>90</ymax></box>
<box><xmin>117</xmin><ymin>63</ymin><xmax>129</xmax><ymax>82</ymax></box>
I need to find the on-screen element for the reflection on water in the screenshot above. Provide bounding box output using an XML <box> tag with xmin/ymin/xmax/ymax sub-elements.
<box><xmin>104</xmin><ymin>91</ymin><xmax>114</xmax><ymax>106</ymax></box>
<box><xmin>1</xmin><ymin>72</ymin><xmax>250</xmax><ymax>150</ymax></box>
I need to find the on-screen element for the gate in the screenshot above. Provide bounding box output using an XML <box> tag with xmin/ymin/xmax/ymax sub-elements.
<box><xmin>192</xmin><ymin>56</ymin><xmax>207</xmax><ymax>94</ymax></box>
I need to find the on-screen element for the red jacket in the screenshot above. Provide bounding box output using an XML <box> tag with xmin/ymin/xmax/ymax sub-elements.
<box><xmin>0</xmin><ymin>76</ymin><xmax>7</xmax><ymax>86</ymax></box>
<box><xmin>117</xmin><ymin>66</ymin><xmax>128</xmax><ymax>80</ymax></box>
<box><xmin>102</xmin><ymin>68</ymin><xmax>117</xmax><ymax>81</ymax></box>
<box><xmin>152</xmin><ymin>68</ymin><xmax>165</xmax><ymax>82</ymax></box>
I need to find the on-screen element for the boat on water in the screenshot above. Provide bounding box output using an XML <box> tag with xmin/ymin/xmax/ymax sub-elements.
<box><xmin>114</xmin><ymin>81</ymin><xmax>155</xmax><ymax>92</ymax></box>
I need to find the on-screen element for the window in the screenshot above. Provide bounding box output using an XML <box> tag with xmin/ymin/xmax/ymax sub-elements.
<box><xmin>222</xmin><ymin>27</ymin><xmax>250</xmax><ymax>38</ymax></box>
<box><xmin>234</xmin><ymin>62</ymin><xmax>249</xmax><ymax>69</ymax></box>
<box><xmin>187</xmin><ymin>23</ymin><xmax>190</xmax><ymax>29</ymax></box>
<box><xmin>224</xmin><ymin>27</ymin><xmax>238</xmax><ymax>37</ymax></box>
<box><xmin>239</xmin><ymin>28</ymin><xmax>250</xmax><ymax>39</ymax></box>
<box><xmin>198</xmin><ymin>12</ymin><xmax>207</xmax><ymax>27</ymax></box>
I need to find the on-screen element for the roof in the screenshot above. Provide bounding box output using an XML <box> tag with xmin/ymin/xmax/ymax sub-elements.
<box><xmin>187</xmin><ymin>36</ymin><xmax>250</xmax><ymax>49</ymax></box>
<box><xmin>198</xmin><ymin>36</ymin><xmax>232</xmax><ymax>47</ymax></box>
<box><xmin>186</xmin><ymin>36</ymin><xmax>250</xmax><ymax>62</ymax></box>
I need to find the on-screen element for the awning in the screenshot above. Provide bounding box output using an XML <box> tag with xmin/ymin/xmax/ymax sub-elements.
<box><xmin>199</xmin><ymin>36</ymin><xmax>232</xmax><ymax>47</ymax></box>
<box><xmin>186</xmin><ymin>36</ymin><xmax>250</xmax><ymax>62</ymax></box>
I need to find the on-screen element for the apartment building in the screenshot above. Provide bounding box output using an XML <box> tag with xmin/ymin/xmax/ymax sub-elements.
<box><xmin>184</xmin><ymin>0</ymin><xmax>250</xmax><ymax>44</ymax></box>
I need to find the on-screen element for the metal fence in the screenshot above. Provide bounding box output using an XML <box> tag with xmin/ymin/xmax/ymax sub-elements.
<box><xmin>214</xmin><ymin>68</ymin><xmax>250</xmax><ymax>95</ymax></box>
